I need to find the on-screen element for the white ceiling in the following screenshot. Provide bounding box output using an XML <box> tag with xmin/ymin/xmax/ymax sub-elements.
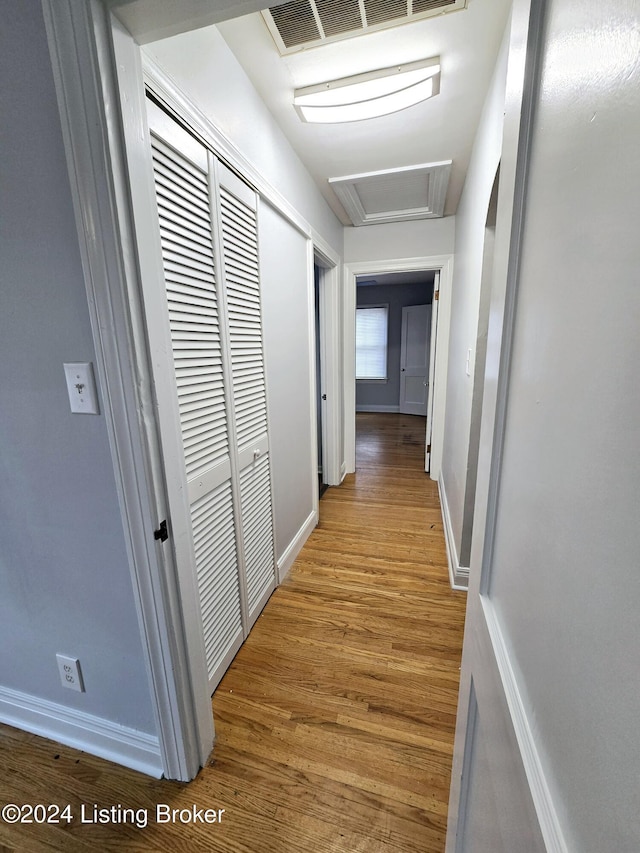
<box><xmin>217</xmin><ymin>0</ymin><xmax>511</xmax><ymax>225</ymax></box>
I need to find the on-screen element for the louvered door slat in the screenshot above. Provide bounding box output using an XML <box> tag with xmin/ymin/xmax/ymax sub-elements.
<box><xmin>152</xmin><ymin>140</ymin><xmax>229</xmax><ymax>472</ymax></box>
<box><xmin>239</xmin><ymin>454</ymin><xmax>275</xmax><ymax>617</ymax></box>
<box><xmin>153</xmin><ymin>164</ymin><xmax>210</xmax><ymax>210</ymax></box>
<box><xmin>223</xmin><ymin>262</ymin><xmax>259</xmax><ymax>287</ymax></box>
<box><xmin>217</xmin><ymin>167</ymin><xmax>276</xmax><ymax>626</ymax></box>
<box><xmin>222</xmin><ymin>235</ymin><xmax>259</xmax><ymax>263</ymax></box>
<box><xmin>222</xmin><ymin>221</ymin><xmax>258</xmax><ymax>250</ymax></box>
<box><xmin>161</xmin><ymin>233</ymin><xmax>214</xmax><ymax>264</ymax></box>
<box><xmin>155</xmin><ymin>191</ymin><xmax>213</xmax><ymax>239</ymax></box>
<box><xmin>219</xmin><ymin>185</ymin><xmax>268</xmax><ymax>449</ymax></box>
<box><xmin>220</xmin><ymin>196</ymin><xmax>257</xmax><ymax>229</ymax></box>
<box><xmin>162</xmin><ymin>249</ymin><xmax>215</xmax><ymax>279</ymax></box>
<box><xmin>224</xmin><ymin>293</ymin><xmax>261</xmax><ymax>313</ymax></box>
<box><xmin>152</xmin><ymin>140</ymin><xmax>208</xmax><ymax>189</ymax></box>
<box><xmin>193</xmin><ymin>484</ymin><xmax>243</xmax><ymax>683</ymax></box>
<box><xmin>176</xmin><ymin>362</ymin><xmax>222</xmax><ymax>380</ymax></box>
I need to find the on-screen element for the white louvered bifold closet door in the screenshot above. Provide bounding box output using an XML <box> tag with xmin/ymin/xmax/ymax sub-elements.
<box><xmin>146</xmin><ymin>101</ymin><xmax>244</xmax><ymax>693</ymax></box>
<box><xmin>217</xmin><ymin>164</ymin><xmax>276</xmax><ymax>626</ymax></box>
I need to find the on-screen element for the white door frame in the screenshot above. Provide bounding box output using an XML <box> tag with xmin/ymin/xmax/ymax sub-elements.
<box><xmin>313</xmin><ymin>243</ymin><xmax>342</xmax><ymax>487</ymax></box>
<box><xmin>344</xmin><ymin>255</ymin><xmax>454</xmax><ymax>480</ymax></box>
<box><xmin>425</xmin><ymin>269</ymin><xmax>441</xmax><ymax>472</ymax></box>
<box><xmin>313</xmin><ymin>252</ymin><xmax>342</xmax><ymax>488</ymax></box>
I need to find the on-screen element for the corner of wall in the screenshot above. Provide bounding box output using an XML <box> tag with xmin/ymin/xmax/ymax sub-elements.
<box><xmin>277</xmin><ymin>509</ymin><xmax>318</xmax><ymax>582</ymax></box>
<box><xmin>438</xmin><ymin>475</ymin><xmax>469</xmax><ymax>591</ymax></box>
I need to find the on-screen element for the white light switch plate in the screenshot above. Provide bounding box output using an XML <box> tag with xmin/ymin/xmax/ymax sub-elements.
<box><xmin>63</xmin><ymin>362</ymin><xmax>99</xmax><ymax>414</ymax></box>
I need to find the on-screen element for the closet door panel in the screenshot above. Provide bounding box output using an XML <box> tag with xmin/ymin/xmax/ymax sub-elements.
<box><xmin>217</xmin><ymin>163</ymin><xmax>276</xmax><ymax>620</ymax></box>
<box><xmin>240</xmin><ymin>454</ymin><xmax>276</xmax><ymax>622</ymax></box>
<box><xmin>147</xmin><ymin>102</ymin><xmax>243</xmax><ymax>692</ymax></box>
<box><xmin>192</xmin><ymin>480</ymin><xmax>243</xmax><ymax>687</ymax></box>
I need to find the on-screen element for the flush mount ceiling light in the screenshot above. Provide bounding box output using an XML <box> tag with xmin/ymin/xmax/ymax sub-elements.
<box><xmin>293</xmin><ymin>57</ymin><xmax>441</xmax><ymax>124</ymax></box>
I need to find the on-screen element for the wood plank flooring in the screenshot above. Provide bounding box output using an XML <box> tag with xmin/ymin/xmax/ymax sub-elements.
<box><xmin>0</xmin><ymin>413</ymin><xmax>466</xmax><ymax>852</ymax></box>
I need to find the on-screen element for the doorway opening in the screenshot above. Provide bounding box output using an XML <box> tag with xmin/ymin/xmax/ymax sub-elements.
<box><xmin>344</xmin><ymin>255</ymin><xmax>454</xmax><ymax>481</ymax></box>
<box><xmin>354</xmin><ymin>269</ymin><xmax>436</xmax><ymax>472</ymax></box>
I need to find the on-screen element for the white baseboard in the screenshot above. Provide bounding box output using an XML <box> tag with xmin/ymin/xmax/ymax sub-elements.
<box><xmin>277</xmin><ymin>509</ymin><xmax>318</xmax><ymax>582</ymax></box>
<box><xmin>0</xmin><ymin>685</ymin><xmax>163</xmax><ymax>777</ymax></box>
<box><xmin>340</xmin><ymin>461</ymin><xmax>347</xmax><ymax>482</ymax></box>
<box><xmin>356</xmin><ymin>404</ymin><xmax>400</xmax><ymax>413</ymax></box>
<box><xmin>438</xmin><ymin>475</ymin><xmax>469</xmax><ymax>591</ymax></box>
<box><xmin>482</xmin><ymin>600</ymin><xmax>569</xmax><ymax>853</ymax></box>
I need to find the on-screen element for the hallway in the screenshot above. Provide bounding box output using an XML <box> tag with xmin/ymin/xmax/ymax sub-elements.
<box><xmin>0</xmin><ymin>414</ymin><xmax>466</xmax><ymax>853</ymax></box>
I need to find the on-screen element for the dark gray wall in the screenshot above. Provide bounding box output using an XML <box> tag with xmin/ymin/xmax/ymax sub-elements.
<box><xmin>0</xmin><ymin>0</ymin><xmax>155</xmax><ymax>731</ymax></box>
<box><xmin>356</xmin><ymin>281</ymin><xmax>433</xmax><ymax>411</ymax></box>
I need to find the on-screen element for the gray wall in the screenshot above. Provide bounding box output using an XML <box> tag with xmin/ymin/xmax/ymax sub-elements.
<box><xmin>356</xmin><ymin>281</ymin><xmax>433</xmax><ymax>411</ymax></box>
<box><xmin>260</xmin><ymin>202</ymin><xmax>315</xmax><ymax>563</ymax></box>
<box><xmin>0</xmin><ymin>0</ymin><xmax>156</xmax><ymax>732</ymax></box>
<box><xmin>478</xmin><ymin>0</ymin><xmax>640</xmax><ymax>848</ymax></box>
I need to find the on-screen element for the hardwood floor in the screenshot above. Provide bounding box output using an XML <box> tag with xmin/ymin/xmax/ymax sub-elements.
<box><xmin>0</xmin><ymin>413</ymin><xmax>466</xmax><ymax>852</ymax></box>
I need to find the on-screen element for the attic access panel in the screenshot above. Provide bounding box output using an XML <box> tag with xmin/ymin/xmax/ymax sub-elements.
<box><xmin>264</xmin><ymin>0</ymin><xmax>466</xmax><ymax>54</ymax></box>
<box><xmin>329</xmin><ymin>161</ymin><xmax>452</xmax><ymax>226</ymax></box>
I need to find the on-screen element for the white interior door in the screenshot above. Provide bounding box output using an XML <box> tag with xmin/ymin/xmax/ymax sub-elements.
<box><xmin>146</xmin><ymin>101</ymin><xmax>276</xmax><ymax>695</ymax></box>
<box><xmin>215</xmin><ymin>163</ymin><xmax>276</xmax><ymax>628</ymax></box>
<box><xmin>425</xmin><ymin>270</ymin><xmax>440</xmax><ymax>471</ymax></box>
<box><xmin>399</xmin><ymin>304</ymin><xmax>431</xmax><ymax>416</ymax></box>
<box><xmin>147</xmin><ymin>101</ymin><xmax>244</xmax><ymax>694</ymax></box>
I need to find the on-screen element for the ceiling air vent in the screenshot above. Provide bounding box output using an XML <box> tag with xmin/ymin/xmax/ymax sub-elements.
<box><xmin>264</xmin><ymin>0</ymin><xmax>466</xmax><ymax>54</ymax></box>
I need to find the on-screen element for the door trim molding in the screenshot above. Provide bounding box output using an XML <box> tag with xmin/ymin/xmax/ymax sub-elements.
<box><xmin>438</xmin><ymin>475</ymin><xmax>469</xmax><ymax>590</ymax></box>
<box><xmin>42</xmin><ymin>0</ymin><xmax>214</xmax><ymax>780</ymax></box>
<box><xmin>313</xmin><ymin>243</ymin><xmax>342</xmax><ymax>488</ymax></box>
<box><xmin>481</xmin><ymin>600</ymin><xmax>569</xmax><ymax>853</ymax></box>
<box><xmin>344</xmin><ymin>255</ymin><xmax>454</xmax><ymax>480</ymax></box>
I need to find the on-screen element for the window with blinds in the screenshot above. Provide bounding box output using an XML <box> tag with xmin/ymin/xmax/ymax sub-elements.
<box><xmin>356</xmin><ymin>305</ymin><xmax>389</xmax><ymax>380</ymax></box>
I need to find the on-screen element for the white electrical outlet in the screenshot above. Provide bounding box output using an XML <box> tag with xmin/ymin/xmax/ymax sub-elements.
<box><xmin>56</xmin><ymin>654</ymin><xmax>85</xmax><ymax>693</ymax></box>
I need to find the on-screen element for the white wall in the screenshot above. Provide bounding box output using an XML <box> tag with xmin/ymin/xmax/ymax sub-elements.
<box><xmin>440</xmin><ymin>28</ymin><xmax>509</xmax><ymax>562</ymax></box>
<box><xmin>0</xmin><ymin>0</ymin><xmax>156</xmax><ymax>734</ymax></box>
<box><xmin>259</xmin><ymin>202</ymin><xmax>315</xmax><ymax>564</ymax></box>
<box><xmin>143</xmin><ymin>26</ymin><xmax>343</xmax><ymax>253</ymax></box>
<box><xmin>344</xmin><ymin>217</ymin><xmax>455</xmax><ymax>264</ymax></box>
<box><xmin>487</xmin><ymin>0</ymin><xmax>640</xmax><ymax>848</ymax></box>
